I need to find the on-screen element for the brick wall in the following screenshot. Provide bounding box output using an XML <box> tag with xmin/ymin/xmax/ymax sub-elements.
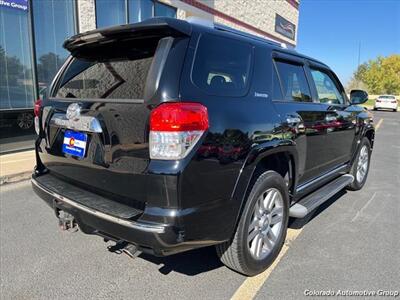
<box><xmin>162</xmin><ymin>0</ymin><xmax>299</xmax><ymax>46</ymax></box>
<box><xmin>77</xmin><ymin>0</ymin><xmax>96</xmax><ymax>32</ymax></box>
<box><xmin>76</xmin><ymin>0</ymin><xmax>299</xmax><ymax>46</ymax></box>
<box><xmin>212</xmin><ymin>0</ymin><xmax>299</xmax><ymax>45</ymax></box>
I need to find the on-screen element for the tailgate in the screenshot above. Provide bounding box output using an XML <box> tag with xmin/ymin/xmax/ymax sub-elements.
<box><xmin>36</xmin><ymin>19</ymin><xmax>190</xmax><ymax>210</ymax></box>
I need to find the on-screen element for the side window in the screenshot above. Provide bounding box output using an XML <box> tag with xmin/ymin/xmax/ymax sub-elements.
<box><xmin>310</xmin><ymin>69</ymin><xmax>344</xmax><ymax>105</ymax></box>
<box><xmin>191</xmin><ymin>34</ymin><xmax>252</xmax><ymax>97</ymax></box>
<box><xmin>275</xmin><ymin>61</ymin><xmax>312</xmax><ymax>102</ymax></box>
<box><xmin>272</xmin><ymin>68</ymin><xmax>283</xmax><ymax>100</ymax></box>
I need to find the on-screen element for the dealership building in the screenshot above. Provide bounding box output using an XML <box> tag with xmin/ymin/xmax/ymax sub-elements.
<box><xmin>0</xmin><ymin>0</ymin><xmax>299</xmax><ymax>152</ymax></box>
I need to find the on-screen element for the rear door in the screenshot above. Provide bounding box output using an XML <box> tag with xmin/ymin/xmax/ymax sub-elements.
<box><xmin>306</xmin><ymin>64</ymin><xmax>356</xmax><ymax>171</ymax></box>
<box><xmin>271</xmin><ymin>53</ymin><xmax>331</xmax><ymax>185</ymax></box>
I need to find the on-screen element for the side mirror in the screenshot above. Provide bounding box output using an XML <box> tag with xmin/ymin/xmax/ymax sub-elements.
<box><xmin>350</xmin><ymin>89</ymin><xmax>368</xmax><ymax>105</ymax></box>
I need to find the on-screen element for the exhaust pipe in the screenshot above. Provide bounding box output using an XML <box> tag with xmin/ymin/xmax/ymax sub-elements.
<box><xmin>107</xmin><ymin>240</ymin><xmax>142</xmax><ymax>259</ymax></box>
<box><xmin>122</xmin><ymin>243</ymin><xmax>142</xmax><ymax>259</ymax></box>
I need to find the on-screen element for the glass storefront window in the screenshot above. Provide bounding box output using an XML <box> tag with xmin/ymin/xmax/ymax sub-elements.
<box><xmin>154</xmin><ymin>2</ymin><xmax>176</xmax><ymax>18</ymax></box>
<box><xmin>33</xmin><ymin>0</ymin><xmax>76</xmax><ymax>98</ymax></box>
<box><xmin>96</xmin><ymin>0</ymin><xmax>126</xmax><ymax>28</ymax></box>
<box><xmin>0</xmin><ymin>5</ymin><xmax>35</xmax><ymax>110</ymax></box>
<box><xmin>0</xmin><ymin>2</ymin><xmax>36</xmax><ymax>152</ymax></box>
<box><xmin>128</xmin><ymin>0</ymin><xmax>153</xmax><ymax>23</ymax></box>
<box><xmin>96</xmin><ymin>0</ymin><xmax>177</xmax><ymax>28</ymax></box>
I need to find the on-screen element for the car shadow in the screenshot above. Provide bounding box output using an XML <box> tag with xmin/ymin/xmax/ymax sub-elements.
<box><xmin>289</xmin><ymin>189</ymin><xmax>347</xmax><ymax>229</ymax></box>
<box><xmin>138</xmin><ymin>246</ymin><xmax>224</xmax><ymax>276</ymax></box>
<box><xmin>109</xmin><ymin>190</ymin><xmax>348</xmax><ymax>276</ymax></box>
<box><xmin>108</xmin><ymin>244</ymin><xmax>224</xmax><ymax>276</ymax></box>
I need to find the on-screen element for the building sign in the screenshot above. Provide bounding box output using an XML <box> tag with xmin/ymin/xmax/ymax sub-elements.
<box><xmin>275</xmin><ymin>14</ymin><xmax>295</xmax><ymax>41</ymax></box>
<box><xmin>0</xmin><ymin>0</ymin><xmax>28</xmax><ymax>12</ymax></box>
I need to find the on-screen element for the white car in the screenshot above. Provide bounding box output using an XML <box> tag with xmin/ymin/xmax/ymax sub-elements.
<box><xmin>374</xmin><ymin>95</ymin><xmax>398</xmax><ymax>111</ymax></box>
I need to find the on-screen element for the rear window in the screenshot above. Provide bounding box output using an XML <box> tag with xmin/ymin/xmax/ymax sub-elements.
<box><xmin>191</xmin><ymin>34</ymin><xmax>253</xmax><ymax>97</ymax></box>
<box><xmin>54</xmin><ymin>37</ymin><xmax>172</xmax><ymax>100</ymax></box>
<box><xmin>380</xmin><ymin>95</ymin><xmax>395</xmax><ymax>99</ymax></box>
<box><xmin>55</xmin><ymin>58</ymin><xmax>153</xmax><ymax>99</ymax></box>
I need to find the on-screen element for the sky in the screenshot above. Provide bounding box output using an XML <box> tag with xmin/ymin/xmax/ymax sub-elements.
<box><xmin>296</xmin><ymin>0</ymin><xmax>400</xmax><ymax>85</ymax></box>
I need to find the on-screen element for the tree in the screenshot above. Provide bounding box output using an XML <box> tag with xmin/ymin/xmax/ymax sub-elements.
<box><xmin>0</xmin><ymin>45</ymin><xmax>25</xmax><ymax>85</ymax></box>
<box><xmin>354</xmin><ymin>62</ymin><xmax>368</xmax><ymax>82</ymax></box>
<box><xmin>346</xmin><ymin>76</ymin><xmax>368</xmax><ymax>93</ymax></box>
<box><xmin>36</xmin><ymin>52</ymin><xmax>64</xmax><ymax>85</ymax></box>
<box><xmin>348</xmin><ymin>55</ymin><xmax>400</xmax><ymax>94</ymax></box>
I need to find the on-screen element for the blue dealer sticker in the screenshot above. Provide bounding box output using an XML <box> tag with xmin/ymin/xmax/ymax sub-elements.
<box><xmin>62</xmin><ymin>130</ymin><xmax>87</xmax><ymax>158</ymax></box>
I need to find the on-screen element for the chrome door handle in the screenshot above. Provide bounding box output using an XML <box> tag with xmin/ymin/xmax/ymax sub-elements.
<box><xmin>325</xmin><ymin>115</ymin><xmax>337</xmax><ymax>122</ymax></box>
<box><xmin>286</xmin><ymin>116</ymin><xmax>302</xmax><ymax>124</ymax></box>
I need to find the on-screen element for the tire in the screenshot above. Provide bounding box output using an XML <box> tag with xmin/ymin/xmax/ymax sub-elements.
<box><xmin>216</xmin><ymin>171</ymin><xmax>289</xmax><ymax>276</ymax></box>
<box><xmin>348</xmin><ymin>137</ymin><xmax>371</xmax><ymax>191</ymax></box>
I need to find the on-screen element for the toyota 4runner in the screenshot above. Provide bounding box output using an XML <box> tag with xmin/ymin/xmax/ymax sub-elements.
<box><xmin>32</xmin><ymin>17</ymin><xmax>374</xmax><ymax>276</ymax></box>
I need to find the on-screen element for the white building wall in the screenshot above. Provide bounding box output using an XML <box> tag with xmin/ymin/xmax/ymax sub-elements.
<box><xmin>77</xmin><ymin>0</ymin><xmax>96</xmax><ymax>32</ymax></box>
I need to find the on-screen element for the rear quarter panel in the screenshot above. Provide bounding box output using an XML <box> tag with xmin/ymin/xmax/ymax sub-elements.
<box><xmin>178</xmin><ymin>31</ymin><xmax>287</xmax><ymax>240</ymax></box>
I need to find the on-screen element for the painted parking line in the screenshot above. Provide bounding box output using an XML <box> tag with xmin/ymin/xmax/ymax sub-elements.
<box><xmin>375</xmin><ymin>118</ymin><xmax>383</xmax><ymax>130</ymax></box>
<box><xmin>231</xmin><ymin>118</ymin><xmax>384</xmax><ymax>299</ymax></box>
<box><xmin>231</xmin><ymin>228</ymin><xmax>303</xmax><ymax>300</ymax></box>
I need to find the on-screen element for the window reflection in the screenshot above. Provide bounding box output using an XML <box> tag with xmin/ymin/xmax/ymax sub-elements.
<box><xmin>96</xmin><ymin>0</ymin><xmax>126</xmax><ymax>28</ymax></box>
<box><xmin>33</xmin><ymin>0</ymin><xmax>76</xmax><ymax>98</ymax></box>
<box><xmin>154</xmin><ymin>2</ymin><xmax>176</xmax><ymax>18</ymax></box>
<box><xmin>0</xmin><ymin>6</ymin><xmax>35</xmax><ymax>110</ymax></box>
<box><xmin>96</xmin><ymin>0</ymin><xmax>177</xmax><ymax>28</ymax></box>
<box><xmin>0</xmin><ymin>5</ymin><xmax>36</xmax><ymax>149</ymax></box>
<box><xmin>128</xmin><ymin>0</ymin><xmax>152</xmax><ymax>23</ymax></box>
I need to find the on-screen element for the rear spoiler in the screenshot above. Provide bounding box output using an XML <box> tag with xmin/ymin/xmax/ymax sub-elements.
<box><xmin>63</xmin><ymin>17</ymin><xmax>192</xmax><ymax>55</ymax></box>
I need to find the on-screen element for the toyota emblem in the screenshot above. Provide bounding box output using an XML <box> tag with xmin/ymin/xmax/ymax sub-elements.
<box><xmin>66</xmin><ymin>103</ymin><xmax>81</xmax><ymax>120</ymax></box>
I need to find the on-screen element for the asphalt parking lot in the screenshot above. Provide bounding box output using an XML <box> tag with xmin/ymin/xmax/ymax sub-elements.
<box><xmin>0</xmin><ymin>111</ymin><xmax>399</xmax><ymax>300</ymax></box>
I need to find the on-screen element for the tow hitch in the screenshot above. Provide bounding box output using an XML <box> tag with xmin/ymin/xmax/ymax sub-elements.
<box><xmin>57</xmin><ymin>210</ymin><xmax>78</xmax><ymax>232</ymax></box>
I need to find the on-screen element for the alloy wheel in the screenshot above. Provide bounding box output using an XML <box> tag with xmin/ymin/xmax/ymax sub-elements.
<box><xmin>356</xmin><ymin>145</ymin><xmax>369</xmax><ymax>183</ymax></box>
<box><xmin>247</xmin><ymin>188</ymin><xmax>284</xmax><ymax>260</ymax></box>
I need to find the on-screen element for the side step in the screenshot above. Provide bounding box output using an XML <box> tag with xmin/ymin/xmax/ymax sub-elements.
<box><xmin>289</xmin><ymin>174</ymin><xmax>354</xmax><ymax>218</ymax></box>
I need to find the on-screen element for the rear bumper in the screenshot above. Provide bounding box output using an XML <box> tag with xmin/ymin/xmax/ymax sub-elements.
<box><xmin>32</xmin><ymin>173</ymin><xmax>220</xmax><ymax>256</ymax></box>
<box><xmin>375</xmin><ymin>103</ymin><xmax>397</xmax><ymax>110</ymax></box>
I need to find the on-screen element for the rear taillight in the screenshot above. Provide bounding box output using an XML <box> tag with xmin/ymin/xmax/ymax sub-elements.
<box><xmin>149</xmin><ymin>102</ymin><xmax>209</xmax><ymax>160</ymax></box>
<box><xmin>34</xmin><ymin>99</ymin><xmax>42</xmax><ymax>135</ymax></box>
<box><xmin>391</xmin><ymin>100</ymin><xmax>397</xmax><ymax>103</ymax></box>
<box><xmin>34</xmin><ymin>99</ymin><xmax>42</xmax><ymax>117</ymax></box>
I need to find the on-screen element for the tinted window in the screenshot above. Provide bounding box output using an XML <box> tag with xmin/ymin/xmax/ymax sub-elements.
<box><xmin>275</xmin><ymin>61</ymin><xmax>311</xmax><ymax>102</ymax></box>
<box><xmin>55</xmin><ymin>50</ymin><xmax>156</xmax><ymax>99</ymax></box>
<box><xmin>272</xmin><ymin>68</ymin><xmax>283</xmax><ymax>100</ymax></box>
<box><xmin>310</xmin><ymin>69</ymin><xmax>344</xmax><ymax>104</ymax></box>
<box><xmin>380</xmin><ymin>95</ymin><xmax>395</xmax><ymax>99</ymax></box>
<box><xmin>192</xmin><ymin>34</ymin><xmax>252</xmax><ymax>97</ymax></box>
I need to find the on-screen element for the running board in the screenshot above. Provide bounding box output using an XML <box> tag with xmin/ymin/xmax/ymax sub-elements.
<box><xmin>289</xmin><ymin>174</ymin><xmax>354</xmax><ymax>218</ymax></box>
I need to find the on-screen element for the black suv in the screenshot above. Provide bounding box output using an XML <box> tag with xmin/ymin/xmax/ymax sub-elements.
<box><xmin>32</xmin><ymin>18</ymin><xmax>374</xmax><ymax>276</ymax></box>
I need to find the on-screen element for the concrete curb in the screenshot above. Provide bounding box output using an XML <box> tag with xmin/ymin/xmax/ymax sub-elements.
<box><xmin>0</xmin><ymin>150</ymin><xmax>35</xmax><ymax>186</ymax></box>
<box><xmin>0</xmin><ymin>171</ymin><xmax>32</xmax><ymax>185</ymax></box>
